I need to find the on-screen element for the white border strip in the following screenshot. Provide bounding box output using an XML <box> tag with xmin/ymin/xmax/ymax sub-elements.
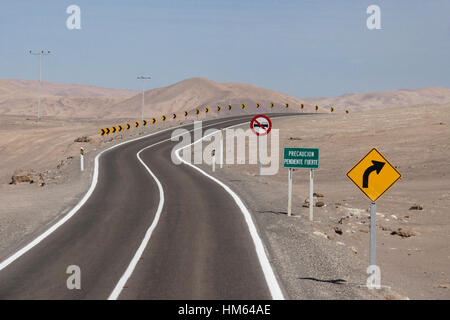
<box><xmin>107</xmin><ymin>145</ymin><xmax>165</xmax><ymax>300</ymax></box>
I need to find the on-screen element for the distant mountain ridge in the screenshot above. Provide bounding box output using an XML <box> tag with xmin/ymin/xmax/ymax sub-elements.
<box><xmin>303</xmin><ymin>86</ymin><xmax>450</xmax><ymax>111</ymax></box>
<box><xmin>0</xmin><ymin>78</ymin><xmax>449</xmax><ymax>119</ymax></box>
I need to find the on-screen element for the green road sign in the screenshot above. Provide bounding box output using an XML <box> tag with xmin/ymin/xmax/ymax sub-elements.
<box><xmin>283</xmin><ymin>147</ymin><xmax>319</xmax><ymax>169</ymax></box>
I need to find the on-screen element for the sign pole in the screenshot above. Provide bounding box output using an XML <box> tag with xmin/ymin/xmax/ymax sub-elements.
<box><xmin>220</xmin><ymin>130</ymin><xmax>224</xmax><ymax>169</ymax></box>
<box><xmin>258</xmin><ymin>135</ymin><xmax>262</xmax><ymax>181</ymax></box>
<box><xmin>250</xmin><ymin>115</ymin><xmax>272</xmax><ymax>181</ymax></box>
<box><xmin>287</xmin><ymin>168</ymin><xmax>293</xmax><ymax>216</ymax></box>
<box><xmin>370</xmin><ymin>202</ymin><xmax>376</xmax><ymax>266</ymax></box>
<box><xmin>309</xmin><ymin>169</ymin><xmax>314</xmax><ymax>221</ymax></box>
<box><xmin>80</xmin><ymin>147</ymin><xmax>84</xmax><ymax>172</ymax></box>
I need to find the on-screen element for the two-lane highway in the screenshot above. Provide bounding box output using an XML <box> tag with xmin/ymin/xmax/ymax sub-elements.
<box><xmin>0</xmin><ymin>114</ymin><xmax>297</xmax><ymax>299</ymax></box>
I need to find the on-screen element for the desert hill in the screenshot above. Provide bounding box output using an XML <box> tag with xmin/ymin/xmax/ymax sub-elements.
<box><xmin>0</xmin><ymin>79</ymin><xmax>138</xmax><ymax>119</ymax></box>
<box><xmin>107</xmin><ymin>77</ymin><xmax>305</xmax><ymax>119</ymax></box>
<box><xmin>1</xmin><ymin>78</ymin><xmax>449</xmax><ymax>119</ymax></box>
<box><xmin>303</xmin><ymin>87</ymin><xmax>450</xmax><ymax>111</ymax></box>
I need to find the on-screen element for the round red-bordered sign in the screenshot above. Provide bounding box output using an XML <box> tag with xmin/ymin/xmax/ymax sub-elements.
<box><xmin>250</xmin><ymin>114</ymin><xmax>272</xmax><ymax>136</ymax></box>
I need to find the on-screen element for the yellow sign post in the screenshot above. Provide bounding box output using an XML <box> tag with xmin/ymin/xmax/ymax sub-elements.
<box><xmin>346</xmin><ymin>148</ymin><xmax>401</xmax><ymax>283</ymax></box>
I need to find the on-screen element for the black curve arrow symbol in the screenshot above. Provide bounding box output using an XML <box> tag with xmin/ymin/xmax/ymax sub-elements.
<box><xmin>362</xmin><ymin>161</ymin><xmax>385</xmax><ymax>188</ymax></box>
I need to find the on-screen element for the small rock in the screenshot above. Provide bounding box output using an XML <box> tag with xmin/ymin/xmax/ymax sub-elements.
<box><xmin>338</xmin><ymin>216</ymin><xmax>349</xmax><ymax>224</ymax></box>
<box><xmin>313</xmin><ymin>192</ymin><xmax>324</xmax><ymax>198</ymax></box>
<box><xmin>409</xmin><ymin>205</ymin><xmax>423</xmax><ymax>210</ymax></box>
<box><xmin>313</xmin><ymin>231</ymin><xmax>328</xmax><ymax>240</ymax></box>
<box><xmin>359</xmin><ymin>228</ymin><xmax>369</xmax><ymax>233</ymax></box>
<box><xmin>10</xmin><ymin>169</ymin><xmax>35</xmax><ymax>184</ymax></box>
<box><xmin>438</xmin><ymin>284</ymin><xmax>448</xmax><ymax>289</ymax></box>
<box><xmin>334</xmin><ymin>227</ymin><xmax>343</xmax><ymax>235</ymax></box>
<box><xmin>336</xmin><ymin>241</ymin><xmax>345</xmax><ymax>246</ymax></box>
<box><xmin>349</xmin><ymin>246</ymin><xmax>358</xmax><ymax>254</ymax></box>
<box><xmin>315</xmin><ymin>201</ymin><xmax>325</xmax><ymax>207</ymax></box>
<box><xmin>391</xmin><ymin>228</ymin><xmax>415</xmax><ymax>238</ymax></box>
<box><xmin>74</xmin><ymin>136</ymin><xmax>90</xmax><ymax>143</ymax></box>
<box><xmin>391</xmin><ymin>215</ymin><xmax>398</xmax><ymax>220</ymax></box>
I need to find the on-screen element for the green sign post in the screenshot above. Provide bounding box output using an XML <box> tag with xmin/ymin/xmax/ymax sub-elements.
<box><xmin>283</xmin><ymin>147</ymin><xmax>319</xmax><ymax>220</ymax></box>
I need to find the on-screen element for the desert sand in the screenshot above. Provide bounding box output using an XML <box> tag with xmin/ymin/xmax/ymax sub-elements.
<box><xmin>197</xmin><ymin>102</ymin><xmax>450</xmax><ymax>299</ymax></box>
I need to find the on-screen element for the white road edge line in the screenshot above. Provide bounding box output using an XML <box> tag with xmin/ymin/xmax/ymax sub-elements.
<box><xmin>0</xmin><ymin>117</ymin><xmax>246</xmax><ymax>273</ymax></box>
<box><xmin>107</xmin><ymin>145</ymin><xmax>165</xmax><ymax>300</ymax></box>
<box><xmin>106</xmin><ymin>118</ymin><xmax>251</xmax><ymax>300</ymax></box>
<box><xmin>174</xmin><ymin>121</ymin><xmax>286</xmax><ymax>300</ymax></box>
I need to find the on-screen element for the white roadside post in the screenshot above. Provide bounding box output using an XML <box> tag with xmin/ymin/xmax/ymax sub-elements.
<box><xmin>80</xmin><ymin>147</ymin><xmax>84</xmax><ymax>172</ymax></box>
<box><xmin>287</xmin><ymin>168</ymin><xmax>293</xmax><ymax>216</ymax></box>
<box><xmin>309</xmin><ymin>169</ymin><xmax>314</xmax><ymax>221</ymax></box>
<box><xmin>212</xmin><ymin>149</ymin><xmax>216</xmax><ymax>172</ymax></box>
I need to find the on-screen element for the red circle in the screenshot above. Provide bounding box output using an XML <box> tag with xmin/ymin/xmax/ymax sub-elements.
<box><xmin>250</xmin><ymin>114</ymin><xmax>272</xmax><ymax>136</ymax></box>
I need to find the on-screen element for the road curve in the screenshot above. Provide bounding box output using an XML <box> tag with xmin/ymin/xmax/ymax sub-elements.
<box><xmin>0</xmin><ymin>113</ymin><xmax>298</xmax><ymax>299</ymax></box>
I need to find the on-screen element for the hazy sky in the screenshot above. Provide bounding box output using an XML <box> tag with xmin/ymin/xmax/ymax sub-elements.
<box><xmin>1</xmin><ymin>0</ymin><xmax>449</xmax><ymax>97</ymax></box>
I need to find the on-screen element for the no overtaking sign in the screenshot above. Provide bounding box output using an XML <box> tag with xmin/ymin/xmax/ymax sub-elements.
<box><xmin>250</xmin><ymin>115</ymin><xmax>272</xmax><ymax>136</ymax></box>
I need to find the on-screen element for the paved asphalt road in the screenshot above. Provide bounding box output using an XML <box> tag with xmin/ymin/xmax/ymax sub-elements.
<box><xmin>0</xmin><ymin>113</ymin><xmax>298</xmax><ymax>299</ymax></box>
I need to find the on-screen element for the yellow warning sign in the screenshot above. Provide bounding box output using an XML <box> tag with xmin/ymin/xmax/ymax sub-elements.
<box><xmin>346</xmin><ymin>148</ymin><xmax>401</xmax><ymax>202</ymax></box>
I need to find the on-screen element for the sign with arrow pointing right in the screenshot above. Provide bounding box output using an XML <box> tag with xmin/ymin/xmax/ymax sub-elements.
<box><xmin>346</xmin><ymin>148</ymin><xmax>401</xmax><ymax>202</ymax></box>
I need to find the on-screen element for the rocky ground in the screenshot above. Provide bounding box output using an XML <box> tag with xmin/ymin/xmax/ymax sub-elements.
<box><xmin>195</xmin><ymin>103</ymin><xmax>450</xmax><ymax>299</ymax></box>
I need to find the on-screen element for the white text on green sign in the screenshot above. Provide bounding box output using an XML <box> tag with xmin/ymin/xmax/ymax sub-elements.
<box><xmin>283</xmin><ymin>147</ymin><xmax>319</xmax><ymax>169</ymax></box>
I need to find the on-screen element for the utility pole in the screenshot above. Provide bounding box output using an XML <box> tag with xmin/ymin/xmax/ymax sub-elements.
<box><xmin>29</xmin><ymin>50</ymin><xmax>51</xmax><ymax>121</ymax></box>
<box><xmin>137</xmin><ymin>76</ymin><xmax>151</xmax><ymax>121</ymax></box>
